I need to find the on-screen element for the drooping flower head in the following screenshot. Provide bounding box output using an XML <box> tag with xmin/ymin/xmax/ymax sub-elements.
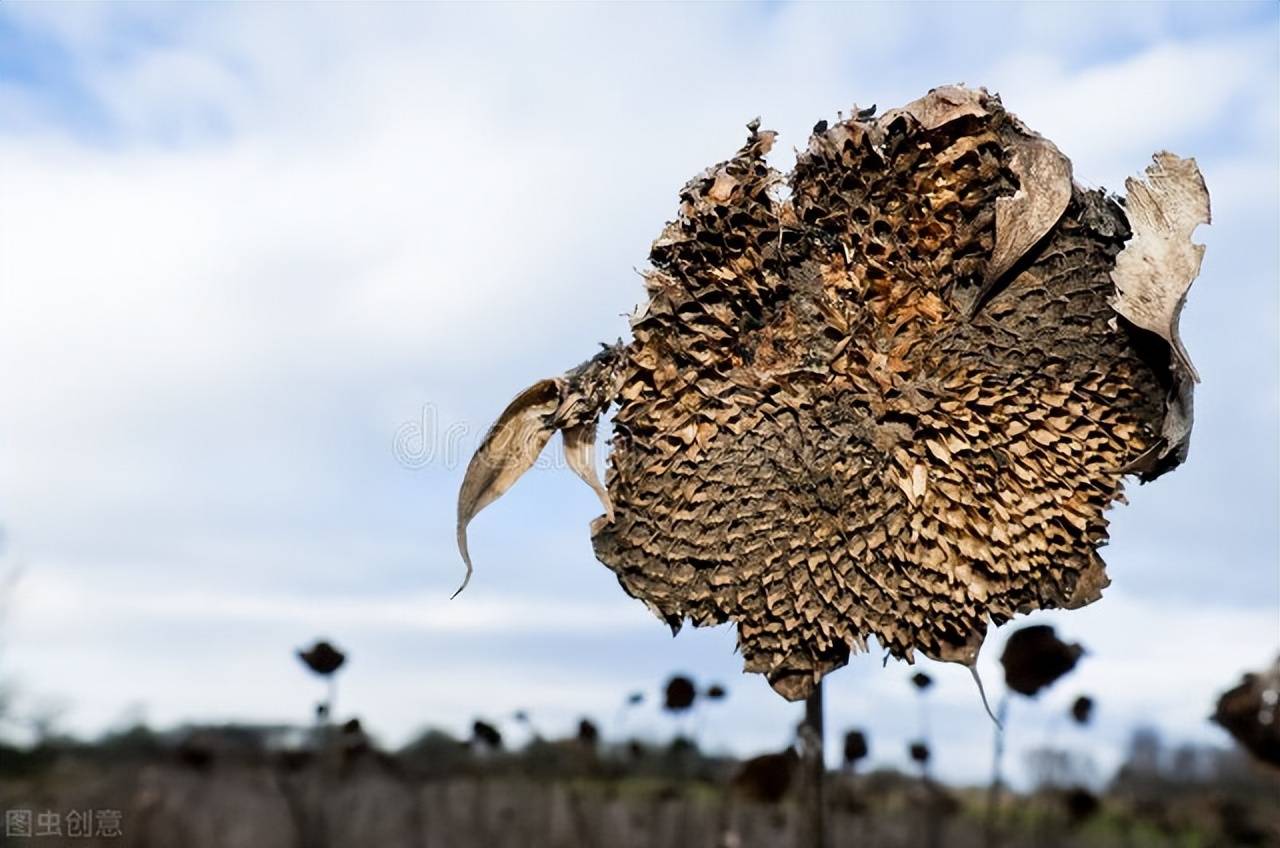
<box><xmin>1070</xmin><ymin>695</ymin><xmax>1095</xmax><ymax>725</ymax></box>
<box><xmin>297</xmin><ymin>640</ymin><xmax>346</xmax><ymax>676</ymax></box>
<box><xmin>842</xmin><ymin>729</ymin><xmax>869</xmax><ymax>766</ymax></box>
<box><xmin>999</xmin><ymin>624</ymin><xmax>1084</xmax><ymax>697</ymax></box>
<box><xmin>663</xmin><ymin>675</ymin><xmax>697</xmax><ymax>713</ymax></box>
<box><xmin>457</xmin><ymin>86</ymin><xmax>1209</xmax><ymax>700</ymax></box>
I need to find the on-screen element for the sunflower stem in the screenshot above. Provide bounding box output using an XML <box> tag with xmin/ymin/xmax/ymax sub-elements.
<box><xmin>800</xmin><ymin>681</ymin><xmax>826</xmax><ymax>848</ymax></box>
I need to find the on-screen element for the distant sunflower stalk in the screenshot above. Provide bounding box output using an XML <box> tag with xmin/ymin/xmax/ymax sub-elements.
<box><xmin>985</xmin><ymin>624</ymin><xmax>1084</xmax><ymax>847</ymax></box>
<box><xmin>294</xmin><ymin>639</ymin><xmax>347</xmax><ymax>848</ymax></box>
<box><xmin>1213</xmin><ymin>657</ymin><xmax>1280</xmax><ymax>769</ymax></box>
<box><xmin>297</xmin><ymin>639</ymin><xmax>346</xmax><ymax>733</ymax></box>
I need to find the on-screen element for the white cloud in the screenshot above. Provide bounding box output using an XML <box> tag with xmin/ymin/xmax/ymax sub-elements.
<box><xmin>988</xmin><ymin>30</ymin><xmax>1276</xmax><ymax>187</ymax></box>
<box><xmin>8</xmin><ymin>567</ymin><xmax>655</xmax><ymax>641</ymax></box>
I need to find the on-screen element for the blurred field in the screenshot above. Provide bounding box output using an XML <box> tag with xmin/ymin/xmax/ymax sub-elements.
<box><xmin>2</xmin><ymin>725</ymin><xmax>1276</xmax><ymax>848</ymax></box>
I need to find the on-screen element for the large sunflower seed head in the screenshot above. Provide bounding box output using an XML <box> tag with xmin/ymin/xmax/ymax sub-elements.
<box><xmin>457</xmin><ymin>85</ymin><xmax>1208</xmax><ymax>701</ymax></box>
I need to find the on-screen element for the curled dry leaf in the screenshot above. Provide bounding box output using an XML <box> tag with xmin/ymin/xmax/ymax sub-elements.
<box><xmin>881</xmin><ymin>84</ymin><xmax>988</xmax><ymax>131</ymax></box>
<box><xmin>455</xmin><ymin>85</ymin><xmax>1208</xmax><ymax>701</ymax></box>
<box><xmin>455</xmin><ymin>380</ymin><xmax>561</xmax><ymax>597</ymax></box>
<box><xmin>454</xmin><ymin>347</ymin><xmax>625</xmax><ymax>597</ymax></box>
<box><xmin>1111</xmin><ymin>153</ymin><xmax>1210</xmax><ymax>381</ymax></box>
<box><xmin>975</xmin><ymin>136</ymin><xmax>1073</xmax><ymax>314</ymax></box>
<box><xmin>1110</xmin><ymin>152</ymin><xmax>1210</xmax><ymax>476</ymax></box>
<box><xmin>563</xmin><ymin>422</ymin><xmax>613</xmax><ymax>522</ymax></box>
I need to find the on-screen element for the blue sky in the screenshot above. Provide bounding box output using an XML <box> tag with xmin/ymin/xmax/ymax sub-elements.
<box><xmin>0</xmin><ymin>2</ymin><xmax>1276</xmax><ymax>786</ymax></box>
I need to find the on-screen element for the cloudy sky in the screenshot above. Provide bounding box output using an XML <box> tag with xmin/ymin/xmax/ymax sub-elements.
<box><xmin>0</xmin><ymin>2</ymin><xmax>1276</xmax><ymax>785</ymax></box>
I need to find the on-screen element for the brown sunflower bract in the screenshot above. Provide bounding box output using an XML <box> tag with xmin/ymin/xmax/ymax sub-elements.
<box><xmin>456</xmin><ymin>85</ymin><xmax>1210</xmax><ymax>700</ymax></box>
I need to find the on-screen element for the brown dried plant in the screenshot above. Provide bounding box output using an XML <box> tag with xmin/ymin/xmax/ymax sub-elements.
<box><xmin>999</xmin><ymin>624</ymin><xmax>1084</xmax><ymax>697</ymax></box>
<box><xmin>663</xmin><ymin>675</ymin><xmax>698</xmax><ymax>713</ymax></box>
<box><xmin>297</xmin><ymin>640</ymin><xmax>346</xmax><ymax>677</ymax></box>
<box><xmin>457</xmin><ymin>85</ymin><xmax>1209</xmax><ymax>700</ymax></box>
<box><xmin>1070</xmin><ymin>695</ymin><xmax>1095</xmax><ymax>725</ymax></box>
<box><xmin>471</xmin><ymin>719</ymin><xmax>503</xmax><ymax>751</ymax></box>
<box><xmin>1212</xmin><ymin>656</ymin><xmax>1280</xmax><ymax>767</ymax></box>
<box><xmin>731</xmin><ymin>748</ymin><xmax>799</xmax><ymax>804</ymax></box>
<box><xmin>842</xmin><ymin>729</ymin><xmax>869</xmax><ymax>768</ymax></box>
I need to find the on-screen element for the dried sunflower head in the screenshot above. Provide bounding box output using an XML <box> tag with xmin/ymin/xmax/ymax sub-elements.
<box><xmin>1212</xmin><ymin>657</ymin><xmax>1280</xmax><ymax>768</ymax></box>
<box><xmin>706</xmin><ymin>683</ymin><xmax>728</xmax><ymax>700</ymax></box>
<box><xmin>576</xmin><ymin>718</ymin><xmax>600</xmax><ymax>747</ymax></box>
<box><xmin>999</xmin><ymin>624</ymin><xmax>1084</xmax><ymax>697</ymax></box>
<box><xmin>842</xmin><ymin>729</ymin><xmax>869</xmax><ymax>766</ymax></box>
<box><xmin>908</xmin><ymin>741</ymin><xmax>931</xmax><ymax>764</ymax></box>
<box><xmin>1070</xmin><ymin>695</ymin><xmax>1095</xmax><ymax>725</ymax></box>
<box><xmin>663</xmin><ymin>675</ymin><xmax>697</xmax><ymax>712</ymax></box>
<box><xmin>910</xmin><ymin>672</ymin><xmax>934</xmax><ymax>692</ymax></box>
<box><xmin>457</xmin><ymin>85</ymin><xmax>1209</xmax><ymax>700</ymax></box>
<box><xmin>471</xmin><ymin>719</ymin><xmax>503</xmax><ymax>751</ymax></box>
<box><xmin>298</xmin><ymin>640</ymin><xmax>345</xmax><ymax>676</ymax></box>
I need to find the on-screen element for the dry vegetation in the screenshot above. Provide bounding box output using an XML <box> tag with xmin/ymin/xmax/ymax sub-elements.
<box><xmin>1</xmin><ymin>720</ymin><xmax>1277</xmax><ymax>848</ymax></box>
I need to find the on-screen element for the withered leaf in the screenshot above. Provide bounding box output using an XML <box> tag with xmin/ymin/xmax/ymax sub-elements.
<box><xmin>882</xmin><ymin>84</ymin><xmax>989</xmax><ymax>130</ymax></box>
<box><xmin>1110</xmin><ymin>152</ymin><xmax>1211</xmax><ymax>382</ymax></box>
<box><xmin>563</xmin><ymin>421</ymin><xmax>613</xmax><ymax>523</ymax></box>
<box><xmin>454</xmin><ymin>345</ymin><xmax>626</xmax><ymax>595</ymax></box>
<box><xmin>976</xmin><ymin>136</ymin><xmax>1073</xmax><ymax>312</ymax></box>
<box><xmin>1109</xmin><ymin>153</ymin><xmax>1210</xmax><ymax>476</ymax></box>
<box><xmin>455</xmin><ymin>379</ymin><xmax>561</xmax><ymax>597</ymax></box>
